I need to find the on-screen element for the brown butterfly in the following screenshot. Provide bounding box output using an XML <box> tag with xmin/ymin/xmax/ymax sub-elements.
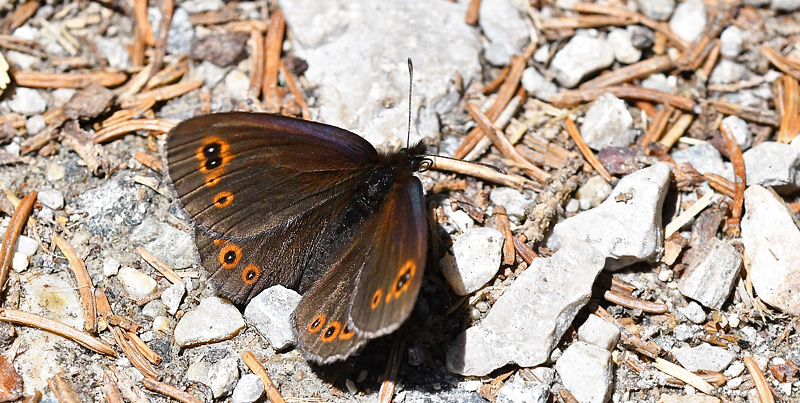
<box><xmin>165</xmin><ymin>112</ymin><xmax>428</xmax><ymax>363</ymax></box>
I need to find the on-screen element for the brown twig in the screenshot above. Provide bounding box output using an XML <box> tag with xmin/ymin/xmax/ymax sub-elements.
<box><xmin>676</xmin><ymin>7</ymin><xmax>734</xmax><ymax>71</ymax></box>
<box><xmin>704</xmin><ymin>173</ymin><xmax>735</xmax><ymax>198</ymax></box>
<box><xmin>701</xmin><ymin>39</ymin><xmax>722</xmax><ymax>79</ymax></box>
<box><xmin>21</xmin><ymin>391</ymin><xmax>41</xmax><ymax>403</ymax></box>
<box><xmin>1</xmin><ymin>0</ymin><xmax>39</xmax><ymax>34</ymax></box>
<box><xmin>493</xmin><ymin>206</ymin><xmax>515</xmax><ymax>265</ymax></box>
<box><xmin>145</xmin><ymin>57</ymin><xmax>189</xmax><ymax>90</ymax></box>
<box><xmin>580</xmin><ymin>56</ymin><xmax>674</xmax><ymax>90</ymax></box>
<box><xmin>11</xmin><ymin>70</ymin><xmax>127</xmax><ymax>88</ymax></box>
<box><xmin>91</xmin><ymin>119</ymin><xmax>176</xmax><ymax>143</ymax></box>
<box><xmin>654</xmin><ymin>358</ymin><xmax>715</xmax><ymax>394</ymax></box>
<box><xmin>744</xmin><ymin>357</ymin><xmax>776</xmax><ymax>403</ymax></box>
<box><xmin>762</xmin><ymin>46</ymin><xmax>800</xmax><ymax>81</ymax></box>
<box><xmin>141</xmin><ymin>378</ymin><xmax>203</xmax><ymax>403</ymax></box>
<box><xmin>428</xmin><ymin>157</ymin><xmax>539</xmax><ymax>191</ymax></box>
<box><xmin>95</xmin><ymin>289</ymin><xmax>158</xmax><ymax>378</ymax></box>
<box><xmin>603</xmin><ymin>290</ymin><xmax>669</xmax><ymax>313</ymax></box>
<box><xmin>138</xmin><ymin>247</ymin><xmax>182</xmax><ymax>284</ymax></box>
<box><xmin>708</xmin><ymin>100</ymin><xmax>779</xmax><ymax>127</ymax></box>
<box><xmin>248</xmin><ymin>30</ymin><xmax>265</xmax><ymax>98</ymax></box>
<box><xmin>550</xmin><ymin>86</ymin><xmax>696</xmax><ymax>110</ymax></box>
<box><xmin>127</xmin><ymin>331</ymin><xmax>163</xmax><ymax>365</ymax></box>
<box><xmin>53</xmin><ymin>234</ymin><xmax>97</xmax><ymax>335</ymax></box>
<box><xmin>541</xmin><ymin>15</ymin><xmax>634</xmax><ymax>30</ymax></box>
<box><xmin>103</xmin><ymin>370</ymin><xmax>125</xmax><ymax>403</ymax></box>
<box><xmin>658</xmin><ymin>113</ymin><xmax>694</xmax><ymax>150</ymax></box>
<box><xmin>279</xmin><ymin>61</ymin><xmax>310</xmax><ymax>119</ymax></box>
<box><xmin>134</xmin><ymin>0</ymin><xmax>156</xmax><ymax>46</ymax></box>
<box><xmin>588</xmin><ymin>303</ymin><xmax>661</xmax><ymax>359</ymax></box>
<box><xmin>573</xmin><ymin>3</ymin><xmax>689</xmax><ymax>51</ymax></box>
<box><xmin>641</xmin><ymin>104</ymin><xmax>675</xmax><ymax>152</ymax></box>
<box><xmin>511</xmin><ymin>236</ymin><xmax>537</xmax><ymax>264</ymax></box>
<box><xmin>262</xmin><ymin>8</ymin><xmax>285</xmax><ymax>112</ymax></box>
<box><xmin>134</xmin><ymin>152</ymin><xmax>164</xmax><ymax>173</ymax></box>
<box><xmin>47</xmin><ymin>373</ymin><xmax>81</xmax><ymax>403</ymax></box>
<box><xmin>777</xmin><ymin>75</ymin><xmax>799</xmax><ymax>143</ymax></box>
<box><xmin>720</xmin><ymin>121</ymin><xmax>745</xmax><ymax>237</ymax></box>
<box><xmin>378</xmin><ymin>332</ymin><xmax>405</xmax><ymax>403</ymax></box>
<box><xmin>0</xmin><ymin>308</ymin><xmax>115</xmax><ymax>356</ymax></box>
<box><xmin>564</xmin><ymin>117</ymin><xmax>614</xmax><ymax>183</ymax></box>
<box><xmin>465</xmin><ymin>0</ymin><xmax>480</xmax><ymax>26</ymax></box>
<box><xmin>242</xmin><ymin>350</ymin><xmax>287</xmax><ymax>403</ymax></box>
<box><xmin>119</xmin><ymin>80</ymin><xmax>203</xmax><ymax>108</ymax></box>
<box><xmin>0</xmin><ymin>191</ymin><xmax>36</xmax><ymax>296</ymax></box>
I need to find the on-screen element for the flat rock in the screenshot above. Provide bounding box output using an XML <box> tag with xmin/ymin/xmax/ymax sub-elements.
<box><xmin>117</xmin><ymin>267</ymin><xmax>158</xmax><ymax>300</ymax></box>
<box><xmin>580</xmin><ymin>93</ymin><xmax>635</xmax><ymax>150</ymax></box>
<box><xmin>37</xmin><ymin>189</ymin><xmax>64</xmax><ymax>210</ymax></box>
<box><xmin>231</xmin><ymin>374</ymin><xmax>264</xmax><ymax>403</ymax></box>
<box><xmin>743</xmin><ymin>142</ymin><xmax>800</xmax><ymax>193</ymax></box>
<box><xmin>578</xmin><ymin>314</ymin><xmax>620</xmax><ymax>351</ymax></box>
<box><xmin>673</xmin><ymin>343</ymin><xmax>736</xmax><ymax>372</ymax></box>
<box><xmin>555</xmin><ymin>341</ymin><xmax>613</xmax><ymax>403</ymax></box>
<box><xmin>161</xmin><ymin>280</ymin><xmax>186</xmax><ymax>315</ymax></box>
<box><xmin>244</xmin><ymin>285</ymin><xmax>302</xmax><ymax>350</ymax></box>
<box><xmin>446</xmin><ymin>242</ymin><xmax>605</xmax><ymax>376</ymax></box>
<box><xmin>440</xmin><ymin>227</ymin><xmax>504</xmax><ymax>296</ymax></box>
<box><xmin>186</xmin><ymin>354</ymin><xmax>239</xmax><ymax>398</ymax></box>
<box><xmin>678</xmin><ymin>238</ymin><xmax>741</xmax><ymax>310</ymax></box>
<box><xmin>550</xmin><ymin>34</ymin><xmax>614</xmax><ymax>88</ymax></box>
<box><xmin>741</xmin><ymin>185</ymin><xmax>800</xmax><ymax>314</ymax></box>
<box><xmin>278</xmin><ymin>0</ymin><xmax>480</xmax><ymax>147</ymax></box>
<box><xmin>547</xmin><ymin>163</ymin><xmax>671</xmax><ymax>271</ymax></box>
<box><xmin>478</xmin><ymin>0</ymin><xmax>529</xmax><ymax>66</ymax></box>
<box><xmin>495</xmin><ymin>376</ymin><xmax>549</xmax><ymax>403</ymax></box>
<box><xmin>669</xmin><ymin>0</ymin><xmax>707</xmax><ymax>42</ymax></box>
<box><xmin>174</xmin><ymin>297</ymin><xmax>246</xmax><ymax>347</ymax></box>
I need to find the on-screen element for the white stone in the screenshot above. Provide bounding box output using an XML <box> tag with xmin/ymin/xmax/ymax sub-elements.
<box><xmin>278</xmin><ymin>0</ymin><xmax>480</xmax><ymax>147</ymax></box>
<box><xmin>441</xmin><ymin>201</ymin><xmax>474</xmax><ymax>233</ymax></box>
<box><xmin>635</xmin><ymin>0</ymin><xmax>675</xmax><ymax>21</ymax></box>
<box><xmin>771</xmin><ymin>0</ymin><xmax>800</xmax><ymax>11</ymax></box>
<box><xmin>244</xmin><ymin>285</ymin><xmax>302</xmax><ymax>350</ymax></box>
<box><xmin>709</xmin><ymin>59</ymin><xmax>746</xmax><ymax>85</ymax></box>
<box><xmin>478</xmin><ymin>0</ymin><xmax>529</xmax><ymax>66</ymax></box>
<box><xmin>117</xmin><ymin>267</ymin><xmax>158</xmax><ymax>300</ymax></box>
<box><xmin>555</xmin><ymin>342</ymin><xmax>613</xmax><ymax>403</ymax></box>
<box><xmin>446</xmin><ymin>242</ymin><xmax>605</xmax><ymax>376</ymax></box>
<box><xmin>94</xmin><ymin>36</ymin><xmax>131</xmax><ymax>70</ymax></box>
<box><xmin>521</xmin><ymin>67</ymin><xmax>557</xmax><ymax>102</ymax></box>
<box><xmin>12</xmin><ymin>252</ymin><xmax>28</xmax><ymax>272</ymax></box>
<box><xmin>575</xmin><ymin>176</ymin><xmax>612</xmax><ymax>210</ymax></box>
<box><xmin>720</xmin><ymin>26</ymin><xmax>744</xmax><ymax>58</ymax></box>
<box><xmin>671</xmin><ymin>143</ymin><xmax>727</xmax><ymax>177</ymax></box>
<box><xmin>580</xmin><ymin>93</ymin><xmax>635</xmax><ymax>150</ymax></box>
<box><xmin>153</xmin><ymin>316</ymin><xmax>170</xmax><ymax>334</ymax></box>
<box><xmin>679</xmin><ymin>301</ymin><xmax>707</xmax><ymax>324</ymax></box>
<box><xmin>174</xmin><ymin>297</ymin><xmax>245</xmax><ymax>347</ymax></box>
<box><xmin>741</xmin><ymin>185</ymin><xmax>800</xmax><ymax>314</ymax></box>
<box><xmin>37</xmin><ymin>189</ymin><xmax>64</xmax><ymax>210</ymax></box>
<box><xmin>608</xmin><ymin>28</ymin><xmax>641</xmax><ymax>64</ymax></box>
<box><xmin>669</xmin><ymin>0</ymin><xmax>707</xmax><ymax>43</ymax></box>
<box><xmin>743</xmin><ymin>142</ymin><xmax>800</xmax><ymax>193</ymax></box>
<box><xmin>673</xmin><ymin>343</ymin><xmax>736</xmax><ymax>372</ymax></box>
<box><xmin>495</xmin><ymin>377</ymin><xmax>549</xmax><ymax>403</ymax></box>
<box><xmin>15</xmin><ymin>235</ymin><xmax>38</xmax><ymax>257</ymax></box>
<box><xmin>489</xmin><ymin>188</ymin><xmax>530</xmax><ymax>222</ymax></box>
<box><xmin>25</xmin><ymin>114</ymin><xmax>46</xmax><ymax>135</ymax></box>
<box><xmin>577</xmin><ymin>314</ymin><xmax>620</xmax><ymax>351</ymax></box>
<box><xmin>440</xmin><ymin>228</ymin><xmax>504</xmax><ymax>296</ymax></box>
<box><xmin>186</xmin><ymin>355</ymin><xmax>239</xmax><ymax>398</ymax></box>
<box><xmin>224</xmin><ymin>70</ymin><xmax>250</xmax><ymax>99</ymax></box>
<box><xmin>721</xmin><ymin>115</ymin><xmax>752</xmax><ymax>151</ymax></box>
<box><xmin>131</xmin><ymin>218</ymin><xmax>195</xmax><ymax>269</ymax></box>
<box><xmin>231</xmin><ymin>374</ymin><xmax>265</xmax><ymax>403</ymax></box>
<box><xmin>45</xmin><ymin>163</ymin><xmax>66</xmax><ymax>182</ymax></box>
<box><xmin>103</xmin><ymin>256</ymin><xmax>120</xmax><ymax>277</ymax></box>
<box><xmin>547</xmin><ymin>163</ymin><xmax>671</xmax><ymax>270</ymax></box>
<box><xmin>161</xmin><ymin>281</ymin><xmax>186</xmax><ymax>316</ymax></box>
<box><xmin>8</xmin><ymin>88</ymin><xmax>47</xmax><ymax>115</ymax></box>
<box><xmin>678</xmin><ymin>238</ymin><xmax>741</xmax><ymax>310</ymax></box>
<box><xmin>550</xmin><ymin>34</ymin><xmax>614</xmax><ymax>88</ymax></box>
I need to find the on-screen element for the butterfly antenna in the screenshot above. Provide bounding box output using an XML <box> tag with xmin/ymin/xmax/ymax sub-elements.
<box><xmin>407</xmin><ymin>57</ymin><xmax>413</xmax><ymax>149</ymax></box>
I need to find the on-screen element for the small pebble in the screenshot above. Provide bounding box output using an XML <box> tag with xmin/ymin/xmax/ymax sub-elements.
<box><xmin>12</xmin><ymin>252</ymin><xmax>28</xmax><ymax>272</ymax></box>
<box><xmin>408</xmin><ymin>345</ymin><xmax>425</xmax><ymax>366</ymax></box>
<box><xmin>117</xmin><ymin>267</ymin><xmax>158</xmax><ymax>300</ymax></box>
<box><xmin>174</xmin><ymin>297</ymin><xmax>245</xmax><ymax>347</ymax></box>
<box><xmin>580</xmin><ymin>93</ymin><xmax>635</xmax><ymax>150</ymax></box>
<box><xmin>550</xmin><ymin>34</ymin><xmax>614</xmax><ymax>88</ymax></box>
<box><xmin>45</xmin><ymin>163</ymin><xmax>66</xmax><ymax>182</ymax></box>
<box><xmin>25</xmin><ymin>115</ymin><xmax>46</xmax><ymax>135</ymax></box>
<box><xmin>37</xmin><ymin>189</ymin><xmax>64</xmax><ymax>210</ymax></box>
<box><xmin>555</xmin><ymin>342</ymin><xmax>613</xmax><ymax>403</ymax></box>
<box><xmin>673</xmin><ymin>343</ymin><xmax>736</xmax><ymax>372</ymax></box>
<box><xmin>244</xmin><ymin>285</ymin><xmax>301</xmax><ymax>350</ymax></box>
<box><xmin>15</xmin><ymin>235</ymin><xmax>38</xmax><ymax>257</ymax></box>
<box><xmin>440</xmin><ymin>227</ymin><xmax>504</xmax><ymax>296</ymax></box>
<box><xmin>607</xmin><ymin>28</ymin><xmax>641</xmax><ymax>64</ymax></box>
<box><xmin>495</xmin><ymin>376</ymin><xmax>549</xmax><ymax>403</ymax></box>
<box><xmin>152</xmin><ymin>316</ymin><xmax>170</xmax><ymax>334</ymax></box>
<box><xmin>142</xmin><ymin>300</ymin><xmax>166</xmax><ymax>319</ymax></box>
<box><xmin>8</xmin><ymin>88</ymin><xmax>47</xmax><ymax>115</ymax></box>
<box><xmin>680</xmin><ymin>301</ymin><xmax>706</xmax><ymax>324</ymax></box>
<box><xmin>720</xmin><ymin>26</ymin><xmax>743</xmax><ymax>58</ymax></box>
<box><xmin>186</xmin><ymin>355</ymin><xmax>239</xmax><ymax>398</ymax></box>
<box><xmin>345</xmin><ymin>379</ymin><xmax>357</xmax><ymax>394</ymax></box>
<box><xmin>721</xmin><ymin>115</ymin><xmax>753</xmax><ymax>151</ymax></box>
<box><xmin>577</xmin><ymin>314</ymin><xmax>620</xmax><ymax>351</ymax></box>
<box><xmin>102</xmin><ymin>257</ymin><xmax>120</xmax><ymax>277</ymax></box>
<box><xmin>161</xmin><ymin>281</ymin><xmax>186</xmax><ymax>315</ymax></box>
<box><xmin>489</xmin><ymin>188</ymin><xmax>530</xmax><ymax>222</ymax></box>
<box><xmin>231</xmin><ymin>374</ymin><xmax>264</xmax><ymax>403</ymax></box>
<box><xmin>575</xmin><ymin>176</ymin><xmax>612</xmax><ymax>210</ymax></box>
<box><xmin>669</xmin><ymin>0</ymin><xmax>707</xmax><ymax>43</ymax></box>
<box><xmin>635</xmin><ymin>0</ymin><xmax>675</xmax><ymax>21</ymax></box>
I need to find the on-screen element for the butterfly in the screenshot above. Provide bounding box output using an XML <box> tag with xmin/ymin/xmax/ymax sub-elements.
<box><xmin>165</xmin><ymin>112</ymin><xmax>429</xmax><ymax>363</ymax></box>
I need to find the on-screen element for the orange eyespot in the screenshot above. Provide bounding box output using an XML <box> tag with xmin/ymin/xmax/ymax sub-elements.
<box><xmin>386</xmin><ymin>260</ymin><xmax>416</xmax><ymax>303</ymax></box>
<box><xmin>214</xmin><ymin>191</ymin><xmax>234</xmax><ymax>208</ymax></box>
<box><xmin>371</xmin><ymin>289</ymin><xmax>383</xmax><ymax>310</ymax></box>
<box><xmin>197</xmin><ymin>137</ymin><xmax>233</xmax><ymax>174</ymax></box>
<box><xmin>204</xmin><ymin>170</ymin><xmax>223</xmax><ymax>187</ymax></box>
<box><xmin>308</xmin><ymin>314</ymin><xmax>325</xmax><ymax>333</ymax></box>
<box><xmin>320</xmin><ymin>321</ymin><xmax>341</xmax><ymax>342</ymax></box>
<box><xmin>242</xmin><ymin>264</ymin><xmax>260</xmax><ymax>284</ymax></box>
<box><xmin>218</xmin><ymin>243</ymin><xmax>242</xmax><ymax>269</ymax></box>
<box><xmin>339</xmin><ymin>323</ymin><xmax>354</xmax><ymax>340</ymax></box>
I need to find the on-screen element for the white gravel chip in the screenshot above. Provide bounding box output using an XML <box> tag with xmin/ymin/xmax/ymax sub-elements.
<box><xmin>161</xmin><ymin>280</ymin><xmax>186</xmax><ymax>316</ymax></box>
<box><xmin>578</xmin><ymin>314</ymin><xmax>620</xmax><ymax>351</ymax></box>
<box><xmin>478</xmin><ymin>0</ymin><xmax>529</xmax><ymax>66</ymax></box>
<box><xmin>555</xmin><ymin>341</ymin><xmax>613</xmax><ymax>403</ymax></box>
<box><xmin>12</xmin><ymin>252</ymin><xmax>28</xmax><ymax>272</ymax></box>
<box><xmin>186</xmin><ymin>355</ymin><xmax>239</xmax><ymax>398</ymax></box>
<box><xmin>678</xmin><ymin>238</ymin><xmax>741</xmax><ymax>310</ymax></box>
<box><xmin>495</xmin><ymin>376</ymin><xmax>549</xmax><ymax>403</ymax></box>
<box><xmin>231</xmin><ymin>374</ymin><xmax>265</xmax><ymax>403</ymax></box>
<box><xmin>15</xmin><ymin>235</ymin><xmax>38</xmax><ymax>257</ymax></box>
<box><xmin>669</xmin><ymin>0</ymin><xmax>707</xmax><ymax>43</ymax></box>
<box><xmin>673</xmin><ymin>343</ymin><xmax>736</xmax><ymax>372</ymax></box>
<box><xmin>550</xmin><ymin>34</ymin><xmax>614</xmax><ymax>88</ymax></box>
<box><xmin>244</xmin><ymin>285</ymin><xmax>302</xmax><ymax>350</ymax></box>
<box><xmin>741</xmin><ymin>185</ymin><xmax>800</xmax><ymax>314</ymax></box>
<box><xmin>9</xmin><ymin>88</ymin><xmax>47</xmax><ymax>115</ymax></box>
<box><xmin>440</xmin><ymin>227</ymin><xmax>504</xmax><ymax>296</ymax></box>
<box><xmin>174</xmin><ymin>297</ymin><xmax>245</xmax><ymax>347</ymax></box>
<box><xmin>37</xmin><ymin>189</ymin><xmax>64</xmax><ymax>210</ymax></box>
<box><xmin>117</xmin><ymin>267</ymin><xmax>158</xmax><ymax>300</ymax></box>
<box><xmin>580</xmin><ymin>93</ymin><xmax>635</xmax><ymax>150</ymax></box>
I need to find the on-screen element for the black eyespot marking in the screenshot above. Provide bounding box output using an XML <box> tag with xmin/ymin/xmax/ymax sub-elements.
<box><xmin>312</xmin><ymin>318</ymin><xmax>321</xmax><ymax>328</ymax></box>
<box><xmin>246</xmin><ymin>270</ymin><xmax>256</xmax><ymax>280</ymax></box>
<box><xmin>203</xmin><ymin>142</ymin><xmax>221</xmax><ymax>157</ymax></box>
<box><xmin>396</xmin><ymin>271</ymin><xmax>410</xmax><ymax>291</ymax></box>
<box><xmin>325</xmin><ymin>326</ymin><xmax>336</xmax><ymax>338</ymax></box>
<box><xmin>205</xmin><ymin>156</ymin><xmax>222</xmax><ymax>170</ymax></box>
<box><xmin>224</xmin><ymin>250</ymin><xmax>237</xmax><ymax>264</ymax></box>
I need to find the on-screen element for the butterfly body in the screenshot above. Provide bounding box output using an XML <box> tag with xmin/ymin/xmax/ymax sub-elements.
<box><xmin>165</xmin><ymin>112</ymin><xmax>428</xmax><ymax>363</ymax></box>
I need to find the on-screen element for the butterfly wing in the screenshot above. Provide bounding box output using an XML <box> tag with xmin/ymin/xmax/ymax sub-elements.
<box><xmin>294</xmin><ymin>176</ymin><xmax>427</xmax><ymax>363</ymax></box>
<box><xmin>165</xmin><ymin>112</ymin><xmax>381</xmax><ymax>304</ymax></box>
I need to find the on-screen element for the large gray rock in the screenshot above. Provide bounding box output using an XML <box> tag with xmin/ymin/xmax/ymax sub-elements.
<box><xmin>547</xmin><ymin>163</ymin><xmax>672</xmax><ymax>271</ymax></box>
<box><xmin>278</xmin><ymin>0</ymin><xmax>480</xmax><ymax>147</ymax></box>
<box><xmin>741</xmin><ymin>185</ymin><xmax>800</xmax><ymax>314</ymax></box>
<box><xmin>446</xmin><ymin>242</ymin><xmax>604</xmax><ymax>376</ymax></box>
